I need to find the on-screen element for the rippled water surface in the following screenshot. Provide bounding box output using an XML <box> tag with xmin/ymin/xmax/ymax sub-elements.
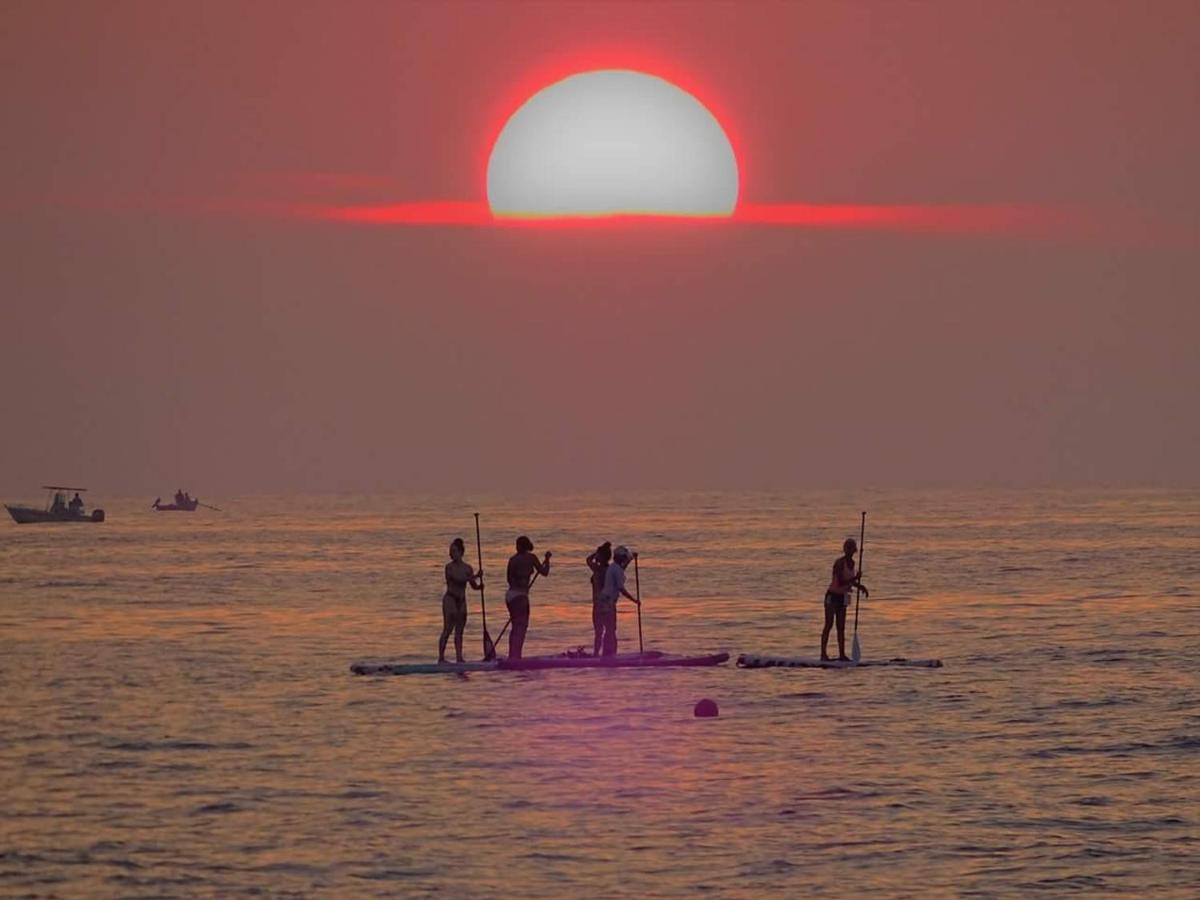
<box><xmin>2</xmin><ymin>489</ymin><xmax>1198</xmax><ymax>895</ymax></box>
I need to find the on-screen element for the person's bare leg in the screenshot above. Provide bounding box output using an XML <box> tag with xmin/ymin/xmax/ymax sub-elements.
<box><xmin>454</xmin><ymin>618</ymin><xmax>465</xmax><ymax>663</ymax></box>
<box><xmin>821</xmin><ymin>603</ymin><xmax>835</xmax><ymax>660</ymax></box>
<box><xmin>593</xmin><ymin>605</ymin><xmax>603</xmax><ymax>657</ymax></box>
<box><xmin>438</xmin><ymin>619</ymin><xmax>452</xmax><ymax>663</ymax></box>
<box><xmin>836</xmin><ymin>605</ymin><xmax>849</xmax><ymax>660</ymax></box>
<box><xmin>509</xmin><ymin>599</ymin><xmax>529</xmax><ymax>659</ymax></box>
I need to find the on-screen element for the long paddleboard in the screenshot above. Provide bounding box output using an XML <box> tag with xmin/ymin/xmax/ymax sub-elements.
<box><xmin>351</xmin><ymin>650</ymin><xmax>729</xmax><ymax>676</ymax></box>
<box><xmin>351</xmin><ymin>659</ymin><xmax>498</xmax><ymax>675</ymax></box>
<box><xmin>499</xmin><ymin>651</ymin><xmax>729</xmax><ymax>671</ymax></box>
<box><xmin>737</xmin><ymin>654</ymin><xmax>942</xmax><ymax>669</ymax></box>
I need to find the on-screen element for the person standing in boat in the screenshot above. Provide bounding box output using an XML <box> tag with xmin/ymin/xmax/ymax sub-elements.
<box><xmin>597</xmin><ymin>545</ymin><xmax>640</xmax><ymax>656</ymax></box>
<box><xmin>821</xmin><ymin>537</ymin><xmax>869</xmax><ymax>661</ymax></box>
<box><xmin>68</xmin><ymin>492</ymin><xmax>84</xmax><ymax>515</ymax></box>
<box><xmin>505</xmin><ymin>536</ymin><xmax>551</xmax><ymax>659</ymax></box>
<box><xmin>586</xmin><ymin>541</ymin><xmax>613</xmax><ymax>656</ymax></box>
<box><xmin>439</xmin><ymin>537</ymin><xmax>484</xmax><ymax>664</ymax></box>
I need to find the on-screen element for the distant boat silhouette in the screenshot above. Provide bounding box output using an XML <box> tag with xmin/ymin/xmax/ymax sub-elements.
<box><xmin>152</xmin><ymin>494</ymin><xmax>200</xmax><ymax>512</ymax></box>
<box><xmin>5</xmin><ymin>486</ymin><xmax>105</xmax><ymax>524</ymax></box>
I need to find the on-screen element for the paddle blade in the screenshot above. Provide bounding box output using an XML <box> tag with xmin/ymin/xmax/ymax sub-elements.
<box><xmin>851</xmin><ymin>632</ymin><xmax>862</xmax><ymax>663</ymax></box>
<box><xmin>482</xmin><ymin>630</ymin><xmax>496</xmax><ymax>662</ymax></box>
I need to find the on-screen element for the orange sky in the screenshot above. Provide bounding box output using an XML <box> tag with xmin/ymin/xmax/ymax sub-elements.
<box><xmin>1</xmin><ymin>1</ymin><xmax>1197</xmax><ymax>493</ymax></box>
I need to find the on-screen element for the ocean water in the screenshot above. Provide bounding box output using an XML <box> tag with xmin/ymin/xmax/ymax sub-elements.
<box><xmin>1</xmin><ymin>489</ymin><xmax>1197</xmax><ymax>896</ymax></box>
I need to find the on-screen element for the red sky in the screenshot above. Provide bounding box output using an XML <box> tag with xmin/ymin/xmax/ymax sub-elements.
<box><xmin>2</xmin><ymin>1</ymin><xmax>1197</xmax><ymax>493</ymax></box>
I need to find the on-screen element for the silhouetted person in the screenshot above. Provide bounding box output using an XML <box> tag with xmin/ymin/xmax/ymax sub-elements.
<box><xmin>505</xmin><ymin>536</ymin><xmax>550</xmax><ymax>659</ymax></box>
<box><xmin>821</xmin><ymin>537</ymin><xmax>869</xmax><ymax>661</ymax></box>
<box><xmin>68</xmin><ymin>492</ymin><xmax>83</xmax><ymax>515</ymax></box>
<box><xmin>586</xmin><ymin>541</ymin><xmax>613</xmax><ymax>656</ymax></box>
<box><xmin>439</xmin><ymin>537</ymin><xmax>483</xmax><ymax>664</ymax></box>
<box><xmin>174</xmin><ymin>489</ymin><xmax>186</xmax><ymax>507</ymax></box>
<box><xmin>597</xmin><ymin>545</ymin><xmax>639</xmax><ymax>656</ymax></box>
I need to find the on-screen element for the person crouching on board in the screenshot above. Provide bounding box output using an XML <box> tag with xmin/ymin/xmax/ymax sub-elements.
<box><xmin>505</xmin><ymin>536</ymin><xmax>551</xmax><ymax>659</ymax></box>
<box><xmin>586</xmin><ymin>541</ymin><xmax>613</xmax><ymax>656</ymax></box>
<box><xmin>597</xmin><ymin>546</ymin><xmax>641</xmax><ymax>656</ymax></box>
<box><xmin>821</xmin><ymin>537</ymin><xmax>869</xmax><ymax>662</ymax></box>
<box><xmin>440</xmin><ymin>538</ymin><xmax>484</xmax><ymax>664</ymax></box>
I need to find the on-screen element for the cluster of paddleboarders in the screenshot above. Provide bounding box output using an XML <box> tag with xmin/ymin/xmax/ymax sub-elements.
<box><xmin>437</xmin><ymin>526</ymin><xmax>867</xmax><ymax>665</ymax></box>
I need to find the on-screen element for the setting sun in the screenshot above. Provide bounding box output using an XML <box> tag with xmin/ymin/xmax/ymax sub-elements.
<box><xmin>486</xmin><ymin>69</ymin><xmax>739</xmax><ymax>218</ymax></box>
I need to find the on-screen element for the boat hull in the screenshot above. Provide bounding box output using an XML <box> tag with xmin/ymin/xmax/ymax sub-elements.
<box><xmin>5</xmin><ymin>505</ymin><xmax>105</xmax><ymax>524</ymax></box>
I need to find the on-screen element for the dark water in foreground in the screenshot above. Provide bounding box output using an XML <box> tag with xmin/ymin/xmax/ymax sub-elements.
<box><xmin>2</xmin><ymin>489</ymin><xmax>1198</xmax><ymax>896</ymax></box>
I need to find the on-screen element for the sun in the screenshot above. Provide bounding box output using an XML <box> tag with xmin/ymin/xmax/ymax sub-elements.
<box><xmin>486</xmin><ymin>69</ymin><xmax>739</xmax><ymax>219</ymax></box>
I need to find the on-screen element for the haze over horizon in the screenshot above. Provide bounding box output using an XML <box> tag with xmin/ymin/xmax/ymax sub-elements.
<box><xmin>3</xmin><ymin>1</ymin><xmax>1197</xmax><ymax>497</ymax></box>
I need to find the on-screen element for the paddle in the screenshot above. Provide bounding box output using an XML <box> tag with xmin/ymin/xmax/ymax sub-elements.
<box><xmin>851</xmin><ymin>511</ymin><xmax>866</xmax><ymax>662</ymax></box>
<box><xmin>475</xmin><ymin>513</ymin><xmax>497</xmax><ymax>661</ymax></box>
<box><xmin>633</xmin><ymin>551</ymin><xmax>644</xmax><ymax>655</ymax></box>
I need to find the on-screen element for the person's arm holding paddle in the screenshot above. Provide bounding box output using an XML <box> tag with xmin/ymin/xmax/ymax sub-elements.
<box><xmin>832</xmin><ymin>557</ymin><xmax>868</xmax><ymax>598</ymax></box>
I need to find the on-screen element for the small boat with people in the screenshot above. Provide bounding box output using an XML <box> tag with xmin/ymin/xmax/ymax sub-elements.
<box><xmin>152</xmin><ymin>490</ymin><xmax>220</xmax><ymax>512</ymax></box>
<box><xmin>5</xmin><ymin>486</ymin><xmax>105</xmax><ymax>524</ymax></box>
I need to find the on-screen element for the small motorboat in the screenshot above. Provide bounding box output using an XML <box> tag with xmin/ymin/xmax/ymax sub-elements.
<box><xmin>5</xmin><ymin>486</ymin><xmax>105</xmax><ymax>524</ymax></box>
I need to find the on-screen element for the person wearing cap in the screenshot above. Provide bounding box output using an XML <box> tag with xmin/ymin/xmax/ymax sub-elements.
<box><xmin>597</xmin><ymin>546</ymin><xmax>641</xmax><ymax>656</ymax></box>
<box><xmin>822</xmin><ymin>537</ymin><xmax>869</xmax><ymax>661</ymax></box>
<box><xmin>586</xmin><ymin>541</ymin><xmax>613</xmax><ymax>657</ymax></box>
<box><xmin>439</xmin><ymin>537</ymin><xmax>484</xmax><ymax>664</ymax></box>
<box><xmin>505</xmin><ymin>535</ymin><xmax>551</xmax><ymax>659</ymax></box>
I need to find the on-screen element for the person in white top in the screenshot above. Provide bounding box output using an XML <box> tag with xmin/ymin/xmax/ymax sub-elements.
<box><xmin>596</xmin><ymin>545</ymin><xmax>641</xmax><ymax>656</ymax></box>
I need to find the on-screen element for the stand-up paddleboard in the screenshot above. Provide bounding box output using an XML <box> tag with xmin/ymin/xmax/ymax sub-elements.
<box><xmin>500</xmin><ymin>651</ymin><xmax>729</xmax><ymax>671</ymax></box>
<box><xmin>352</xmin><ymin>650</ymin><xmax>729</xmax><ymax>676</ymax></box>
<box><xmin>737</xmin><ymin>654</ymin><xmax>942</xmax><ymax>669</ymax></box>
<box><xmin>352</xmin><ymin>659</ymin><xmax>499</xmax><ymax>675</ymax></box>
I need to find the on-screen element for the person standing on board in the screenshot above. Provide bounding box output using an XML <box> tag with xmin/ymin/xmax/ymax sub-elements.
<box><xmin>505</xmin><ymin>536</ymin><xmax>551</xmax><ymax>659</ymax></box>
<box><xmin>821</xmin><ymin>537</ymin><xmax>869</xmax><ymax>661</ymax></box>
<box><xmin>597</xmin><ymin>545</ymin><xmax>640</xmax><ymax>656</ymax></box>
<box><xmin>586</xmin><ymin>542</ymin><xmax>613</xmax><ymax>656</ymax></box>
<box><xmin>439</xmin><ymin>538</ymin><xmax>484</xmax><ymax>664</ymax></box>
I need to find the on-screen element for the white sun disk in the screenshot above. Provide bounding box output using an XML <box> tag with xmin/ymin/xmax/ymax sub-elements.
<box><xmin>487</xmin><ymin>70</ymin><xmax>738</xmax><ymax>218</ymax></box>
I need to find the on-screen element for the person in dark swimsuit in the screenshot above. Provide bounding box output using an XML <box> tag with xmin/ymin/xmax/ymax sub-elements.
<box><xmin>821</xmin><ymin>537</ymin><xmax>869</xmax><ymax>661</ymax></box>
<box><xmin>505</xmin><ymin>535</ymin><xmax>551</xmax><ymax>659</ymax></box>
<box><xmin>439</xmin><ymin>537</ymin><xmax>483</xmax><ymax>663</ymax></box>
<box><xmin>586</xmin><ymin>541</ymin><xmax>613</xmax><ymax>657</ymax></box>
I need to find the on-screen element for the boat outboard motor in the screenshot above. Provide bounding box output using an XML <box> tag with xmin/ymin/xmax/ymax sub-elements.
<box><xmin>91</xmin><ymin>509</ymin><xmax>105</xmax><ymax>522</ymax></box>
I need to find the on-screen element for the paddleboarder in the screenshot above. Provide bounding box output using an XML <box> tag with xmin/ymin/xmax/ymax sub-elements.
<box><xmin>505</xmin><ymin>536</ymin><xmax>551</xmax><ymax>659</ymax></box>
<box><xmin>439</xmin><ymin>538</ymin><xmax>484</xmax><ymax>664</ymax></box>
<box><xmin>586</xmin><ymin>541</ymin><xmax>613</xmax><ymax>656</ymax></box>
<box><xmin>596</xmin><ymin>545</ymin><xmax>640</xmax><ymax>656</ymax></box>
<box><xmin>821</xmin><ymin>537</ymin><xmax>869</xmax><ymax>661</ymax></box>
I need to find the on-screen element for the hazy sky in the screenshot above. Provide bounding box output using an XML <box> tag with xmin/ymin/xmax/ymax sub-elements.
<box><xmin>2</xmin><ymin>1</ymin><xmax>1197</xmax><ymax>495</ymax></box>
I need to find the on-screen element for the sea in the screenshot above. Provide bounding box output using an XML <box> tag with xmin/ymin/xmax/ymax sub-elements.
<box><xmin>1</xmin><ymin>488</ymin><xmax>1197</xmax><ymax>896</ymax></box>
